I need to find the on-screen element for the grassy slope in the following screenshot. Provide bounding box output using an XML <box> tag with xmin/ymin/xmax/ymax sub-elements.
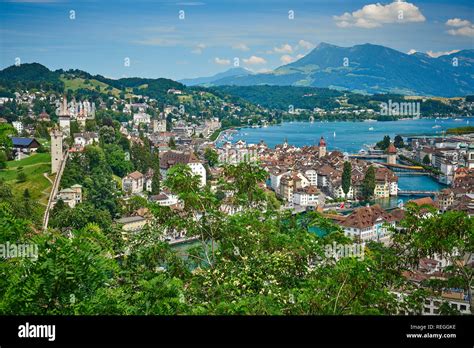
<box><xmin>60</xmin><ymin>76</ymin><xmax>122</xmax><ymax>97</ymax></box>
<box><xmin>0</xmin><ymin>153</ymin><xmax>53</xmax><ymax>206</ymax></box>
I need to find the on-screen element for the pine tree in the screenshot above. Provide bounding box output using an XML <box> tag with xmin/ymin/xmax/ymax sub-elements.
<box><xmin>342</xmin><ymin>161</ymin><xmax>352</xmax><ymax>199</ymax></box>
<box><xmin>361</xmin><ymin>166</ymin><xmax>376</xmax><ymax>200</ymax></box>
<box><xmin>151</xmin><ymin>151</ymin><xmax>160</xmax><ymax>194</ymax></box>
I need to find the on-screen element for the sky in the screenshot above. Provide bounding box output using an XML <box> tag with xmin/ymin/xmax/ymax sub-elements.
<box><xmin>0</xmin><ymin>0</ymin><xmax>473</xmax><ymax>80</ymax></box>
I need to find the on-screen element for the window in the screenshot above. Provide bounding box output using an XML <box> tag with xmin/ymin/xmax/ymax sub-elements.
<box><xmin>460</xmin><ymin>305</ymin><xmax>466</xmax><ymax>311</ymax></box>
<box><xmin>424</xmin><ymin>307</ymin><xmax>431</xmax><ymax>313</ymax></box>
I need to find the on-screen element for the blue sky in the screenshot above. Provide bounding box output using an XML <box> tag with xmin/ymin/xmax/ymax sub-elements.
<box><xmin>0</xmin><ymin>0</ymin><xmax>473</xmax><ymax>80</ymax></box>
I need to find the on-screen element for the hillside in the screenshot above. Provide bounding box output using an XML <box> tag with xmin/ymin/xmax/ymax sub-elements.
<box><xmin>0</xmin><ymin>63</ymin><xmax>185</xmax><ymax>102</ymax></box>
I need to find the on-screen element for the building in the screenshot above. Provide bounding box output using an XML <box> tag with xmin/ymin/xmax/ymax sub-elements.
<box><xmin>12</xmin><ymin>121</ymin><xmax>23</xmax><ymax>134</ymax></box>
<box><xmin>73</xmin><ymin>132</ymin><xmax>99</xmax><ymax>147</ymax></box>
<box><xmin>218</xmin><ymin>141</ymin><xmax>259</xmax><ymax>164</ymax></box>
<box><xmin>152</xmin><ymin>118</ymin><xmax>167</xmax><ymax>133</ymax></box>
<box><xmin>11</xmin><ymin>137</ymin><xmax>41</xmax><ymax>155</ymax></box>
<box><xmin>149</xmin><ymin>191</ymin><xmax>179</xmax><ymax>206</ymax></box>
<box><xmin>38</xmin><ymin>108</ymin><xmax>50</xmax><ymax>122</ymax></box>
<box><xmin>133</xmin><ymin>112</ymin><xmax>151</xmax><ymax>126</ymax></box>
<box><xmin>386</xmin><ymin>142</ymin><xmax>397</xmax><ymax>165</ymax></box>
<box><xmin>468</xmin><ymin>143</ymin><xmax>474</xmax><ymax>169</ymax></box>
<box><xmin>160</xmin><ymin>150</ymin><xmax>206</xmax><ymax>187</ymax></box>
<box><xmin>122</xmin><ymin>170</ymin><xmax>153</xmax><ymax>195</ymax></box>
<box><xmin>436</xmin><ymin>189</ymin><xmax>455</xmax><ymax>211</ymax></box>
<box><xmin>55</xmin><ymin>184</ymin><xmax>82</xmax><ymax>208</ymax></box>
<box><xmin>293</xmin><ymin>186</ymin><xmax>324</xmax><ymax>207</ymax></box>
<box><xmin>319</xmin><ymin>137</ymin><xmax>326</xmax><ymax>158</ymax></box>
<box><xmin>58</xmin><ymin>96</ymin><xmax>71</xmax><ymax>137</ymax></box>
<box><xmin>50</xmin><ymin>128</ymin><xmax>63</xmax><ymax>174</ymax></box>
<box><xmin>374</xmin><ymin>167</ymin><xmax>399</xmax><ymax>198</ymax></box>
<box><xmin>338</xmin><ymin>204</ymin><xmax>397</xmax><ymax>242</ymax></box>
<box><xmin>116</xmin><ymin>215</ymin><xmax>149</xmax><ymax>232</ymax></box>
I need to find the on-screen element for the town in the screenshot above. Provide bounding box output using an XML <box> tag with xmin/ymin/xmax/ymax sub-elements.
<box><xmin>1</xmin><ymin>79</ymin><xmax>473</xmax><ymax>317</ymax></box>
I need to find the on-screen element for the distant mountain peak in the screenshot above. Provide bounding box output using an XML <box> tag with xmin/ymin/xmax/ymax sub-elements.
<box><xmin>179</xmin><ymin>67</ymin><xmax>253</xmax><ymax>86</ymax></box>
<box><xmin>315</xmin><ymin>42</ymin><xmax>339</xmax><ymax>49</ymax></box>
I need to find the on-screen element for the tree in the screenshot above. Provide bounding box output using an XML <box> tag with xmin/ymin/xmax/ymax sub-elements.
<box><xmin>151</xmin><ymin>151</ymin><xmax>161</xmax><ymax>194</ymax></box>
<box><xmin>0</xmin><ymin>151</ymin><xmax>7</xmax><ymax>169</ymax></box>
<box><xmin>168</xmin><ymin>137</ymin><xmax>176</xmax><ymax>150</ymax></box>
<box><xmin>341</xmin><ymin>161</ymin><xmax>352</xmax><ymax>199</ymax></box>
<box><xmin>376</xmin><ymin>135</ymin><xmax>390</xmax><ymax>150</ymax></box>
<box><xmin>204</xmin><ymin>148</ymin><xmax>219</xmax><ymax>168</ymax></box>
<box><xmin>99</xmin><ymin>125</ymin><xmax>116</xmax><ymax>145</ymax></box>
<box><xmin>361</xmin><ymin>166</ymin><xmax>376</xmax><ymax>200</ymax></box>
<box><xmin>422</xmin><ymin>154</ymin><xmax>431</xmax><ymax>165</ymax></box>
<box><xmin>391</xmin><ymin>205</ymin><xmax>474</xmax><ymax>314</ymax></box>
<box><xmin>394</xmin><ymin>135</ymin><xmax>404</xmax><ymax>148</ymax></box>
<box><xmin>16</xmin><ymin>168</ymin><xmax>27</xmax><ymax>183</ymax></box>
<box><xmin>0</xmin><ymin>123</ymin><xmax>15</xmax><ymax>152</ymax></box>
<box><xmin>104</xmin><ymin>144</ymin><xmax>133</xmax><ymax>177</ymax></box>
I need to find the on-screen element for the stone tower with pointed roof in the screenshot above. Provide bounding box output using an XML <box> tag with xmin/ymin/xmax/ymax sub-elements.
<box><xmin>386</xmin><ymin>142</ymin><xmax>397</xmax><ymax>165</ymax></box>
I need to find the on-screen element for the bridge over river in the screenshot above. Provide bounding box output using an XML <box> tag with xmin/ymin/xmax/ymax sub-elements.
<box><xmin>397</xmin><ymin>190</ymin><xmax>438</xmax><ymax>196</ymax></box>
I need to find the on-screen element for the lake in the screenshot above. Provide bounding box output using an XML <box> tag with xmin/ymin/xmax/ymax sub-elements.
<box><xmin>230</xmin><ymin>118</ymin><xmax>471</xmax><ymax>153</ymax></box>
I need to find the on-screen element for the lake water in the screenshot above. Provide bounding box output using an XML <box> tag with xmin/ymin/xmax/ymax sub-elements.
<box><xmin>231</xmin><ymin>118</ymin><xmax>464</xmax><ymax>195</ymax></box>
<box><xmin>231</xmin><ymin>118</ymin><xmax>471</xmax><ymax>153</ymax></box>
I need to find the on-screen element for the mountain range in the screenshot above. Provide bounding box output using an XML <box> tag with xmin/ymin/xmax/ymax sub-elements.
<box><xmin>178</xmin><ymin>67</ymin><xmax>252</xmax><ymax>86</ymax></box>
<box><xmin>180</xmin><ymin>43</ymin><xmax>474</xmax><ymax>97</ymax></box>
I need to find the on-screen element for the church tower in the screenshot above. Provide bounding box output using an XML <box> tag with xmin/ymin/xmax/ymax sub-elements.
<box><xmin>51</xmin><ymin>127</ymin><xmax>64</xmax><ymax>174</ymax></box>
<box><xmin>319</xmin><ymin>136</ymin><xmax>326</xmax><ymax>158</ymax></box>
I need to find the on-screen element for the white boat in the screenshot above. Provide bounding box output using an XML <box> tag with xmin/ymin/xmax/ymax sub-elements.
<box><xmin>368</xmin><ymin>127</ymin><xmax>374</xmax><ymax>131</ymax></box>
<box><xmin>454</xmin><ymin>118</ymin><xmax>463</xmax><ymax>121</ymax></box>
<box><xmin>432</xmin><ymin>125</ymin><xmax>441</xmax><ymax>129</ymax></box>
<box><xmin>333</xmin><ymin>131</ymin><xmax>336</xmax><ymax>137</ymax></box>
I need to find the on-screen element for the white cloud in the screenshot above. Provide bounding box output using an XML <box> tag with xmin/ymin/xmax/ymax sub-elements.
<box><xmin>334</xmin><ymin>1</ymin><xmax>426</xmax><ymax>29</ymax></box>
<box><xmin>446</xmin><ymin>18</ymin><xmax>471</xmax><ymax>27</ymax></box>
<box><xmin>280</xmin><ymin>55</ymin><xmax>295</xmax><ymax>64</ymax></box>
<box><xmin>214</xmin><ymin>57</ymin><xmax>231</xmax><ymax>65</ymax></box>
<box><xmin>297</xmin><ymin>40</ymin><xmax>314</xmax><ymax>50</ymax></box>
<box><xmin>426</xmin><ymin>50</ymin><xmax>460</xmax><ymax>58</ymax></box>
<box><xmin>448</xmin><ymin>27</ymin><xmax>474</xmax><ymax>37</ymax></box>
<box><xmin>243</xmin><ymin>55</ymin><xmax>267</xmax><ymax>65</ymax></box>
<box><xmin>273</xmin><ymin>43</ymin><xmax>293</xmax><ymax>54</ymax></box>
<box><xmin>446</xmin><ymin>18</ymin><xmax>474</xmax><ymax>37</ymax></box>
<box><xmin>232</xmin><ymin>43</ymin><xmax>250</xmax><ymax>51</ymax></box>
<box><xmin>407</xmin><ymin>49</ymin><xmax>417</xmax><ymax>55</ymax></box>
<box><xmin>191</xmin><ymin>43</ymin><xmax>206</xmax><ymax>54</ymax></box>
<box><xmin>280</xmin><ymin>53</ymin><xmax>305</xmax><ymax>65</ymax></box>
